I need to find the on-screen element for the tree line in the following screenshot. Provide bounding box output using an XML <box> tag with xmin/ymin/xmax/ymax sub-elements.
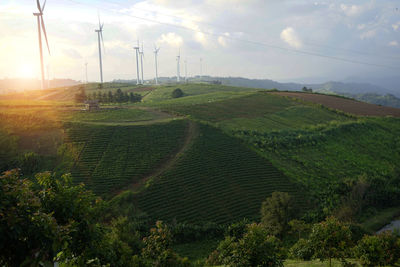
<box><xmin>74</xmin><ymin>87</ymin><xmax>142</xmax><ymax>103</ymax></box>
<box><xmin>1</xmin><ymin>169</ymin><xmax>400</xmax><ymax>266</ymax></box>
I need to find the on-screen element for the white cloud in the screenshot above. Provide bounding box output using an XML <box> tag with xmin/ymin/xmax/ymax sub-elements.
<box><xmin>218</xmin><ymin>33</ymin><xmax>230</xmax><ymax>47</ymax></box>
<box><xmin>357</xmin><ymin>24</ymin><xmax>366</xmax><ymax>30</ymax></box>
<box><xmin>280</xmin><ymin>27</ymin><xmax>302</xmax><ymax>49</ymax></box>
<box><xmin>360</xmin><ymin>29</ymin><xmax>376</xmax><ymax>40</ymax></box>
<box><xmin>62</xmin><ymin>48</ymin><xmax>82</xmax><ymax>59</ymax></box>
<box><xmin>157</xmin><ymin>32</ymin><xmax>183</xmax><ymax>47</ymax></box>
<box><xmin>340</xmin><ymin>4</ymin><xmax>364</xmax><ymax>17</ymax></box>
<box><xmin>393</xmin><ymin>22</ymin><xmax>400</xmax><ymax>31</ymax></box>
<box><xmin>389</xmin><ymin>41</ymin><xmax>398</xmax><ymax>47</ymax></box>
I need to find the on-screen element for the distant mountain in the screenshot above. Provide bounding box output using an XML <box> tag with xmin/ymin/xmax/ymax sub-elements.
<box><xmin>113</xmin><ymin>76</ymin><xmax>400</xmax><ymax>108</ymax></box>
<box><xmin>0</xmin><ymin>78</ymin><xmax>80</xmax><ymax>94</ymax></box>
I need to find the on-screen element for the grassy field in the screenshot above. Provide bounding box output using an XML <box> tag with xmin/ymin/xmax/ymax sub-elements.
<box><xmin>135</xmin><ymin>123</ymin><xmax>308</xmax><ymax>224</ymax></box>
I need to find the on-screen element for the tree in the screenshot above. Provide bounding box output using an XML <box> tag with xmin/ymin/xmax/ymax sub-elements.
<box><xmin>207</xmin><ymin>223</ymin><xmax>284</xmax><ymax>267</ymax></box>
<box><xmin>354</xmin><ymin>232</ymin><xmax>400</xmax><ymax>266</ymax></box>
<box><xmin>0</xmin><ymin>170</ymin><xmax>58</xmax><ymax>266</ymax></box>
<box><xmin>289</xmin><ymin>219</ymin><xmax>310</xmax><ymax>239</ymax></box>
<box><xmin>115</xmin><ymin>89</ymin><xmax>123</xmax><ymax>103</ymax></box>
<box><xmin>142</xmin><ymin>221</ymin><xmax>189</xmax><ymax>267</ymax></box>
<box><xmin>308</xmin><ymin>216</ymin><xmax>353</xmax><ymax>267</ymax></box>
<box><xmin>171</xmin><ymin>88</ymin><xmax>183</xmax><ymax>98</ymax></box>
<box><xmin>260</xmin><ymin>192</ymin><xmax>293</xmax><ymax>237</ymax></box>
<box><xmin>108</xmin><ymin>91</ymin><xmax>114</xmax><ymax>103</ymax></box>
<box><xmin>74</xmin><ymin>86</ymin><xmax>86</xmax><ymax>103</ymax></box>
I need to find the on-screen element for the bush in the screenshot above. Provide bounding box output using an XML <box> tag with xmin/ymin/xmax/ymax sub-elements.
<box><xmin>289</xmin><ymin>238</ymin><xmax>313</xmax><ymax>260</ymax></box>
<box><xmin>172</xmin><ymin>88</ymin><xmax>184</xmax><ymax>98</ymax></box>
<box><xmin>207</xmin><ymin>223</ymin><xmax>284</xmax><ymax>267</ymax></box>
<box><xmin>354</xmin><ymin>231</ymin><xmax>400</xmax><ymax>266</ymax></box>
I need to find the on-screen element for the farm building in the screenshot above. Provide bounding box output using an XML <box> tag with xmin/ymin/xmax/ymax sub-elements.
<box><xmin>84</xmin><ymin>100</ymin><xmax>100</xmax><ymax>111</ymax></box>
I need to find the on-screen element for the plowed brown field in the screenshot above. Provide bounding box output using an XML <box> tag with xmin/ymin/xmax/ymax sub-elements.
<box><xmin>271</xmin><ymin>92</ymin><xmax>400</xmax><ymax>117</ymax></box>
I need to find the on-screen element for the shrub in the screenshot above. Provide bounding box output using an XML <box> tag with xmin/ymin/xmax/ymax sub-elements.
<box><xmin>289</xmin><ymin>238</ymin><xmax>314</xmax><ymax>260</ymax></box>
<box><xmin>354</xmin><ymin>231</ymin><xmax>400</xmax><ymax>267</ymax></box>
<box><xmin>207</xmin><ymin>223</ymin><xmax>284</xmax><ymax>267</ymax></box>
<box><xmin>172</xmin><ymin>88</ymin><xmax>184</xmax><ymax>98</ymax></box>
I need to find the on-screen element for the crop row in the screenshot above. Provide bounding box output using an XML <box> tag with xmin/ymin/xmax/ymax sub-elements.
<box><xmin>63</xmin><ymin>120</ymin><xmax>188</xmax><ymax>195</ymax></box>
<box><xmin>136</xmin><ymin>124</ymin><xmax>308</xmax><ymax>224</ymax></box>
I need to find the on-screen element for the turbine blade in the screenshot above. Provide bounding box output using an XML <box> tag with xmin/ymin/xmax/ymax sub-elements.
<box><xmin>41</xmin><ymin>0</ymin><xmax>47</xmax><ymax>12</ymax></box>
<box><xmin>41</xmin><ymin>16</ymin><xmax>51</xmax><ymax>55</ymax></box>
<box><xmin>36</xmin><ymin>0</ymin><xmax>42</xmax><ymax>12</ymax></box>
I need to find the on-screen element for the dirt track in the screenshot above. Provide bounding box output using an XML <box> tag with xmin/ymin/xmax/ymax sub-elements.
<box><xmin>271</xmin><ymin>92</ymin><xmax>400</xmax><ymax>117</ymax></box>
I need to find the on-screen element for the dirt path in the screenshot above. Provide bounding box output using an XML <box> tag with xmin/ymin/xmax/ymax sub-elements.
<box><xmin>114</xmin><ymin>120</ymin><xmax>198</xmax><ymax>195</ymax></box>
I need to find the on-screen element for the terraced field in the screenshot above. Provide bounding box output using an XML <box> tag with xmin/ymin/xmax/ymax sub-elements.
<box><xmin>136</xmin><ymin>124</ymin><xmax>307</xmax><ymax>224</ymax></box>
<box><xmin>160</xmin><ymin>92</ymin><xmax>353</xmax><ymax>132</ymax></box>
<box><xmin>62</xmin><ymin>120</ymin><xmax>187</xmax><ymax>195</ymax></box>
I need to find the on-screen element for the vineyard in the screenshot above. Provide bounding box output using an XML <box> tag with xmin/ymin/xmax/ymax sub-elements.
<box><xmin>61</xmin><ymin>120</ymin><xmax>187</xmax><ymax>195</ymax></box>
<box><xmin>135</xmin><ymin>123</ymin><xmax>308</xmax><ymax>224</ymax></box>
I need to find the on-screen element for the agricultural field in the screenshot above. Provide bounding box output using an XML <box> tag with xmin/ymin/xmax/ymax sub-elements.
<box><xmin>272</xmin><ymin>91</ymin><xmax>400</xmax><ymax>117</ymax></box>
<box><xmin>135</xmin><ymin>123</ymin><xmax>308</xmax><ymax>224</ymax></box>
<box><xmin>61</xmin><ymin>119</ymin><xmax>188</xmax><ymax>195</ymax></box>
<box><xmin>157</xmin><ymin>91</ymin><xmax>353</xmax><ymax>132</ymax></box>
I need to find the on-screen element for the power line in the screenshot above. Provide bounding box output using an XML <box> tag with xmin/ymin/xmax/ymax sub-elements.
<box><xmin>64</xmin><ymin>0</ymin><xmax>399</xmax><ymax>70</ymax></box>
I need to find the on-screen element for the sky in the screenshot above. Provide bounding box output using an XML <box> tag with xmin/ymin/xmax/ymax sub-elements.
<box><xmin>0</xmin><ymin>0</ymin><xmax>399</xmax><ymax>83</ymax></box>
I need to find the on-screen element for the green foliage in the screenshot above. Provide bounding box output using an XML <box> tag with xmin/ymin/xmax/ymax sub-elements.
<box><xmin>172</xmin><ymin>88</ymin><xmax>184</xmax><ymax>98</ymax></box>
<box><xmin>0</xmin><ymin>169</ymin><xmax>58</xmax><ymax>266</ymax></box>
<box><xmin>308</xmin><ymin>217</ymin><xmax>353</xmax><ymax>267</ymax></box>
<box><xmin>87</xmin><ymin>89</ymin><xmax>141</xmax><ymax>104</ymax></box>
<box><xmin>354</xmin><ymin>231</ymin><xmax>400</xmax><ymax>266</ymax></box>
<box><xmin>137</xmin><ymin>124</ymin><xmax>306</xmax><ymax>224</ymax></box>
<box><xmin>261</xmin><ymin>192</ymin><xmax>294</xmax><ymax>237</ymax></box>
<box><xmin>289</xmin><ymin>219</ymin><xmax>310</xmax><ymax>239</ymax></box>
<box><xmin>289</xmin><ymin>238</ymin><xmax>314</xmax><ymax>261</ymax></box>
<box><xmin>0</xmin><ymin>130</ymin><xmax>18</xmax><ymax>172</ymax></box>
<box><xmin>207</xmin><ymin>223</ymin><xmax>284</xmax><ymax>267</ymax></box>
<box><xmin>75</xmin><ymin>86</ymin><xmax>87</xmax><ymax>103</ymax></box>
<box><xmin>18</xmin><ymin>152</ymin><xmax>41</xmax><ymax>175</ymax></box>
<box><xmin>142</xmin><ymin>221</ymin><xmax>189</xmax><ymax>267</ymax></box>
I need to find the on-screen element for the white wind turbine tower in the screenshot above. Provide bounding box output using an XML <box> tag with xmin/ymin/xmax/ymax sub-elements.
<box><xmin>95</xmin><ymin>15</ymin><xmax>105</xmax><ymax>83</ymax></box>
<box><xmin>33</xmin><ymin>0</ymin><xmax>50</xmax><ymax>90</ymax></box>
<box><xmin>176</xmin><ymin>49</ymin><xmax>181</xmax><ymax>83</ymax></box>
<box><xmin>184</xmin><ymin>59</ymin><xmax>187</xmax><ymax>83</ymax></box>
<box><xmin>134</xmin><ymin>41</ymin><xmax>140</xmax><ymax>85</ymax></box>
<box><xmin>85</xmin><ymin>62</ymin><xmax>88</xmax><ymax>84</ymax></box>
<box><xmin>140</xmin><ymin>42</ymin><xmax>145</xmax><ymax>84</ymax></box>
<box><xmin>154</xmin><ymin>45</ymin><xmax>160</xmax><ymax>85</ymax></box>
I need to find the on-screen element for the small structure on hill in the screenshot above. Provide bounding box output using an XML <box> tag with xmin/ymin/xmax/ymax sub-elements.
<box><xmin>84</xmin><ymin>100</ymin><xmax>100</xmax><ymax>111</ymax></box>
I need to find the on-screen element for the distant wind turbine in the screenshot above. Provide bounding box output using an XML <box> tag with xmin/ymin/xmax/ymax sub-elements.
<box><xmin>140</xmin><ymin>42</ymin><xmax>144</xmax><ymax>84</ymax></box>
<box><xmin>85</xmin><ymin>62</ymin><xmax>88</xmax><ymax>84</ymax></box>
<box><xmin>33</xmin><ymin>0</ymin><xmax>50</xmax><ymax>90</ymax></box>
<box><xmin>200</xmin><ymin>58</ymin><xmax>202</xmax><ymax>79</ymax></box>
<box><xmin>184</xmin><ymin>59</ymin><xmax>187</xmax><ymax>83</ymax></box>
<box><xmin>154</xmin><ymin>45</ymin><xmax>160</xmax><ymax>85</ymax></box>
<box><xmin>134</xmin><ymin>40</ymin><xmax>140</xmax><ymax>85</ymax></box>
<box><xmin>95</xmin><ymin>14</ymin><xmax>105</xmax><ymax>83</ymax></box>
<box><xmin>176</xmin><ymin>49</ymin><xmax>181</xmax><ymax>83</ymax></box>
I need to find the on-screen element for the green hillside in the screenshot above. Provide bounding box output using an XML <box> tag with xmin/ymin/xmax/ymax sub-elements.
<box><xmin>60</xmin><ymin>120</ymin><xmax>187</xmax><ymax>195</ymax></box>
<box><xmin>135</xmin><ymin>123</ymin><xmax>307</xmax><ymax>224</ymax></box>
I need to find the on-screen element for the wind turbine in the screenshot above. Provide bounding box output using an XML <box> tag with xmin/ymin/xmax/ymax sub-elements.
<box><xmin>154</xmin><ymin>45</ymin><xmax>160</xmax><ymax>85</ymax></box>
<box><xmin>95</xmin><ymin>14</ymin><xmax>105</xmax><ymax>83</ymax></box>
<box><xmin>140</xmin><ymin>42</ymin><xmax>144</xmax><ymax>84</ymax></box>
<box><xmin>184</xmin><ymin>59</ymin><xmax>187</xmax><ymax>83</ymax></box>
<box><xmin>200</xmin><ymin>58</ymin><xmax>202</xmax><ymax>80</ymax></box>
<box><xmin>134</xmin><ymin>41</ymin><xmax>140</xmax><ymax>85</ymax></box>
<box><xmin>85</xmin><ymin>62</ymin><xmax>88</xmax><ymax>84</ymax></box>
<box><xmin>176</xmin><ymin>49</ymin><xmax>181</xmax><ymax>83</ymax></box>
<box><xmin>33</xmin><ymin>0</ymin><xmax>50</xmax><ymax>90</ymax></box>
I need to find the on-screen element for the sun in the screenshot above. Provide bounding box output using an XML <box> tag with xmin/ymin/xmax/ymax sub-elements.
<box><xmin>17</xmin><ymin>64</ymin><xmax>36</xmax><ymax>78</ymax></box>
